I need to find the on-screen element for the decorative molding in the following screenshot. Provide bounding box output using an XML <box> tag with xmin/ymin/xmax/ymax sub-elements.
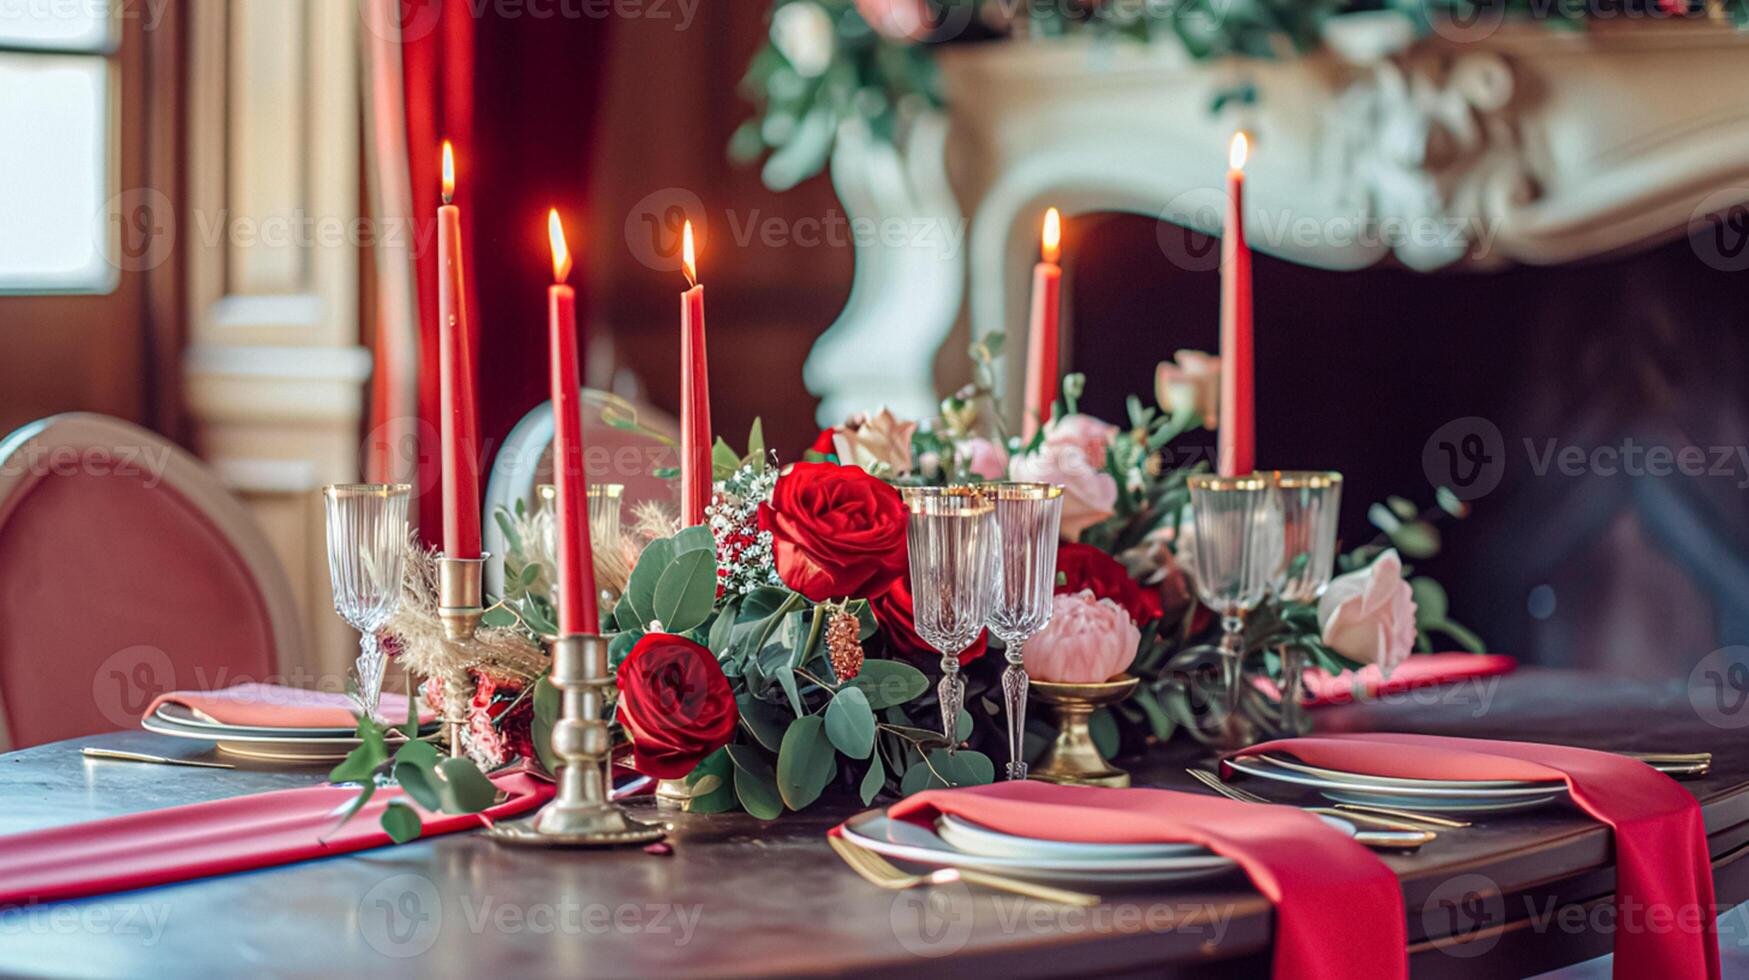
<box><xmin>184</xmin><ymin>0</ymin><xmax>366</xmax><ymax>684</ymax></box>
<box><xmin>809</xmin><ymin>23</ymin><xmax>1749</xmax><ymax>429</ymax></box>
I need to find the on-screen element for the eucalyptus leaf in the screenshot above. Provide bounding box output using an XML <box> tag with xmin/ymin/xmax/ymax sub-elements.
<box><xmin>824</xmin><ymin>687</ymin><xmax>876</xmax><ymax>759</ymax></box>
<box><xmin>480</xmin><ymin>605</ymin><xmax>518</xmax><ymax>629</ymax></box>
<box><xmin>653</xmin><ymin>548</ymin><xmax>718</xmax><ymax>634</ymax></box>
<box><xmin>1089</xmin><ymin>709</ymin><xmax>1120</xmax><ymax>759</ymax></box>
<box><xmin>860</xmin><ymin>752</ymin><xmax>885</xmax><ymax>806</ymax></box>
<box><xmin>1410</xmin><ymin>576</ymin><xmax>1449</xmax><ymax>626</ymax></box>
<box><xmin>672</xmin><ymin>524</ymin><xmax>715</xmax><ymax>556</ymax></box>
<box><xmin>684</xmin><ymin>748</ymin><xmax>738</xmax><ymax>814</ymax></box>
<box><xmin>380</xmin><ymin>801</ymin><xmax>422</xmax><ymax>844</ymax></box>
<box><xmin>900</xmin><ymin>749</ymin><xmax>995</xmax><ymax>794</ymax></box>
<box><xmin>712</xmin><ymin>438</ymin><xmax>742</xmax><ymax>480</ymax></box>
<box><xmin>727</xmin><ymin>744</ymin><xmax>783</xmax><ymax>820</ymax></box>
<box><xmin>625</xmin><ymin>536</ymin><xmax>678</xmax><ymax>627</ymax></box>
<box><xmin>437</xmin><ymin>757</ymin><xmax>498</xmax><ymax>813</ymax></box>
<box><xmin>746</xmin><ymin>418</ymin><xmax>766</xmax><ymax>469</ymax></box>
<box><xmin>532</xmin><ymin>675</ymin><xmax>560</xmax><ymax>774</ymax></box>
<box><xmin>776</xmin><ymin>715</ymin><xmax>836</xmax><ymax>810</ymax></box>
<box><xmin>737</xmin><ymin>693</ymin><xmax>789</xmax><ymax>752</ymax></box>
<box><xmin>847</xmin><ymin>659</ymin><xmax>928</xmax><ymax>710</ymax></box>
<box><xmin>394</xmin><ymin>757</ymin><xmax>443</xmax><ymax>812</ymax></box>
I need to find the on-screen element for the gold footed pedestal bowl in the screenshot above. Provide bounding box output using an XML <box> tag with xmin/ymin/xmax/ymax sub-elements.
<box><xmin>1028</xmin><ymin>675</ymin><xmax>1140</xmax><ymax>789</ymax></box>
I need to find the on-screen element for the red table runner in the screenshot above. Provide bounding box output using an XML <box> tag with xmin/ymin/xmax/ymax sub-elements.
<box><xmin>881</xmin><ymin>780</ymin><xmax>1406</xmax><ymax>980</ymax></box>
<box><xmin>0</xmin><ymin>769</ymin><xmax>551</xmax><ymax>906</ymax></box>
<box><xmin>1229</xmin><ymin>734</ymin><xmax>1720</xmax><ymax>979</ymax></box>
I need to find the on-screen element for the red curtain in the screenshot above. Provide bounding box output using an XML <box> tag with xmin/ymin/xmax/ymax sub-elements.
<box><xmin>394</xmin><ymin>0</ymin><xmax>612</xmax><ymax>544</ymax></box>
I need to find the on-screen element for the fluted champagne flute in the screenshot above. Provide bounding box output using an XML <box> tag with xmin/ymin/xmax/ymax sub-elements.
<box><xmin>985</xmin><ymin>483</ymin><xmax>1064</xmax><ymax>780</ymax></box>
<box><xmin>904</xmin><ymin>488</ymin><xmax>999</xmax><ymax>750</ymax></box>
<box><xmin>1270</xmin><ymin>471</ymin><xmax>1343</xmax><ymax>735</ymax></box>
<box><xmin>1186</xmin><ymin>474</ymin><xmax>1282</xmax><ymax>748</ymax></box>
<box><xmin>322</xmin><ymin>484</ymin><xmax>410</xmax><ymax>720</ymax></box>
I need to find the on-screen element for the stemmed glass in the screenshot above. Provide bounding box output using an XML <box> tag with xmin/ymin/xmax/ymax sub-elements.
<box><xmin>1269</xmin><ymin>471</ymin><xmax>1343</xmax><ymax>734</ymax></box>
<box><xmin>322</xmin><ymin>484</ymin><xmax>410</xmax><ymax>720</ymax></box>
<box><xmin>1186</xmin><ymin>474</ymin><xmax>1282</xmax><ymax>748</ymax></box>
<box><xmin>904</xmin><ymin>488</ymin><xmax>999</xmax><ymax>749</ymax></box>
<box><xmin>985</xmin><ymin>483</ymin><xmax>1064</xmax><ymax>780</ymax></box>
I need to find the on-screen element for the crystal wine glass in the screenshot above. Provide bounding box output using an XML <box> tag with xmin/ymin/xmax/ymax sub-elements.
<box><xmin>1186</xmin><ymin>474</ymin><xmax>1282</xmax><ymax>748</ymax></box>
<box><xmin>904</xmin><ymin>487</ymin><xmax>999</xmax><ymax>749</ymax></box>
<box><xmin>1269</xmin><ymin>471</ymin><xmax>1343</xmax><ymax>734</ymax></box>
<box><xmin>985</xmin><ymin>482</ymin><xmax>1064</xmax><ymax>780</ymax></box>
<box><xmin>322</xmin><ymin>483</ymin><xmax>410</xmax><ymax>720</ymax></box>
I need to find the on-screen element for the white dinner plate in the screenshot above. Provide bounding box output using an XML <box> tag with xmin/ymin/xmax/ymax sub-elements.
<box><xmin>1253</xmin><ymin>753</ymin><xmax>1546</xmax><ymax>791</ymax></box>
<box><xmin>153</xmin><ymin>703</ymin><xmax>363</xmax><ymax>738</ymax></box>
<box><xmin>141</xmin><ymin>712</ymin><xmax>407</xmax><ymax>762</ymax></box>
<box><xmin>1225</xmin><ymin>756</ymin><xmax>1566</xmax><ymax>815</ymax></box>
<box><xmin>842</xmin><ymin>809</ymin><xmax>1358</xmax><ymax>886</ymax></box>
<box><xmin>936</xmin><ymin>814</ymin><xmax>1204</xmax><ymax>862</ymax></box>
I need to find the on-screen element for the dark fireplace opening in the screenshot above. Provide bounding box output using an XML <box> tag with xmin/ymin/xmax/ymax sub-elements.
<box><xmin>1068</xmin><ymin>213</ymin><xmax>1749</xmax><ymax>679</ymax></box>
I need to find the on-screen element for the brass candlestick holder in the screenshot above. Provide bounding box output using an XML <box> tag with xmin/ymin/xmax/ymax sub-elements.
<box><xmin>1028</xmin><ymin>675</ymin><xmax>1140</xmax><ymax>789</ymax></box>
<box><xmin>484</xmin><ymin>633</ymin><xmax>668</xmax><ymax>847</ymax></box>
<box><xmin>435</xmin><ymin>553</ymin><xmax>490</xmax><ymax>758</ymax></box>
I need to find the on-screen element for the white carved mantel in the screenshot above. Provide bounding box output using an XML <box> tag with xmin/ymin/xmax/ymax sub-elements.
<box><xmin>803</xmin><ymin>20</ymin><xmax>1749</xmax><ymax>428</ymax></box>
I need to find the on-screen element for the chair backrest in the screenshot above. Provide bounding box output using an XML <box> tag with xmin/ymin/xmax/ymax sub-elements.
<box><xmin>484</xmin><ymin>390</ymin><xmax>679</xmax><ymax>595</ymax></box>
<box><xmin>0</xmin><ymin>413</ymin><xmax>304</xmax><ymax>749</ymax></box>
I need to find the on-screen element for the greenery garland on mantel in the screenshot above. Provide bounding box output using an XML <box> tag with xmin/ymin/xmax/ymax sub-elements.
<box><xmin>734</xmin><ymin>0</ymin><xmax>1749</xmax><ymax>191</ymax></box>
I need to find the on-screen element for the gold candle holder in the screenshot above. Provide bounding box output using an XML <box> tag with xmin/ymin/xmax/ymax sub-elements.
<box><xmin>435</xmin><ymin>553</ymin><xmax>489</xmax><ymax>758</ymax></box>
<box><xmin>1028</xmin><ymin>675</ymin><xmax>1140</xmax><ymax>789</ymax></box>
<box><xmin>485</xmin><ymin>634</ymin><xmax>667</xmax><ymax>847</ymax></box>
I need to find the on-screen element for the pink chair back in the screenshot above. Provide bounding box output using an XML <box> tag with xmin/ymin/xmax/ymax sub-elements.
<box><xmin>0</xmin><ymin>414</ymin><xmax>303</xmax><ymax>749</ymax></box>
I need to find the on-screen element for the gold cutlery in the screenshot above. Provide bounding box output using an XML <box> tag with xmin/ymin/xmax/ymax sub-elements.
<box><xmin>82</xmin><ymin>747</ymin><xmax>237</xmax><ymax>770</ymax></box>
<box><xmin>828</xmin><ymin>833</ymin><xmax>1100</xmax><ymax>907</ymax></box>
<box><xmin>1186</xmin><ymin>769</ymin><xmax>1438</xmax><ymax>848</ymax></box>
<box><xmin>1330</xmin><ymin>804</ymin><xmax>1470</xmax><ymax>829</ymax></box>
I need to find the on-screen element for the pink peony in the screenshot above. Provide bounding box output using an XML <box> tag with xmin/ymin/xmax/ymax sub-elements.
<box><xmin>1024</xmin><ymin>590</ymin><xmax>1141</xmax><ymax>683</ymax></box>
<box><xmin>1317</xmin><ymin>549</ymin><xmax>1418</xmax><ymax>675</ymax></box>
<box><xmin>1155</xmin><ymin>350</ymin><xmax>1221</xmax><ymax>430</ymax></box>
<box><xmin>955</xmin><ymin>436</ymin><xmax>1009</xmax><ymax>481</ymax></box>
<box><xmin>832</xmin><ymin>407</ymin><xmax>917</xmax><ymax>477</ymax></box>
<box><xmin>1040</xmin><ymin>413</ymin><xmax>1120</xmax><ymax>469</ymax></box>
<box><xmin>1009</xmin><ymin>444</ymin><xmax>1117</xmax><ymax>541</ymax></box>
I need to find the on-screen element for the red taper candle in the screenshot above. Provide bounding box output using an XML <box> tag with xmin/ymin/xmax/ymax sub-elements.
<box><xmin>437</xmin><ymin>141</ymin><xmax>483</xmax><ymax>557</ymax></box>
<box><xmin>1023</xmin><ymin>207</ymin><xmax>1063</xmax><ymax>442</ymax></box>
<box><xmin>1219</xmin><ymin>133</ymin><xmax>1255</xmax><ymax>477</ymax></box>
<box><xmin>546</xmin><ymin>210</ymin><xmax>598</xmax><ymax>634</ymax></box>
<box><xmin>679</xmin><ymin>220</ymin><xmax>712</xmax><ymax>527</ymax></box>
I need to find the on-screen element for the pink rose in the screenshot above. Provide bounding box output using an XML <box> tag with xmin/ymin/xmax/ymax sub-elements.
<box><xmin>832</xmin><ymin>407</ymin><xmax>917</xmax><ymax>477</ymax></box>
<box><xmin>1317</xmin><ymin>549</ymin><xmax>1418</xmax><ymax>674</ymax></box>
<box><xmin>854</xmin><ymin>0</ymin><xmax>933</xmax><ymax>40</ymax></box>
<box><xmin>955</xmin><ymin>436</ymin><xmax>1009</xmax><ymax>481</ymax></box>
<box><xmin>1040</xmin><ymin>413</ymin><xmax>1120</xmax><ymax>469</ymax></box>
<box><xmin>1009</xmin><ymin>444</ymin><xmax>1117</xmax><ymax>541</ymax></box>
<box><xmin>1024</xmin><ymin>590</ymin><xmax>1140</xmax><ymax>683</ymax></box>
<box><xmin>1155</xmin><ymin>350</ymin><xmax>1221</xmax><ymax>430</ymax></box>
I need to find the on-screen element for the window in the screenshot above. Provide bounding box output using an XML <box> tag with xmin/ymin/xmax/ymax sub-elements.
<box><xmin>0</xmin><ymin>2</ymin><xmax>118</xmax><ymax>293</ymax></box>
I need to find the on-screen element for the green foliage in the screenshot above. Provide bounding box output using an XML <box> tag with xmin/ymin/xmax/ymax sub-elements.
<box><xmin>327</xmin><ymin>697</ymin><xmax>497</xmax><ymax>844</ymax></box>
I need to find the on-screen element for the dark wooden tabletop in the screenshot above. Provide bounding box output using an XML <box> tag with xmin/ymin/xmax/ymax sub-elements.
<box><xmin>1</xmin><ymin>668</ymin><xmax>1745</xmax><ymax>979</ymax></box>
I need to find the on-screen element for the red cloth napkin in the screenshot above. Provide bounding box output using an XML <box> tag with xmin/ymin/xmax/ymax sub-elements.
<box><xmin>1252</xmin><ymin>653</ymin><xmax>1517</xmax><ymax>708</ymax></box>
<box><xmin>143</xmin><ymin>682</ymin><xmax>436</xmax><ymax>728</ymax></box>
<box><xmin>1227</xmin><ymin>734</ymin><xmax>1720</xmax><ymax>980</ymax></box>
<box><xmin>879</xmin><ymin>780</ymin><xmax>1406</xmax><ymax>980</ymax></box>
<box><xmin>0</xmin><ymin>768</ymin><xmax>551</xmax><ymax>906</ymax></box>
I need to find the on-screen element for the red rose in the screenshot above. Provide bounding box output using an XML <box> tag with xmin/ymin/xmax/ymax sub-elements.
<box><xmin>758</xmin><ymin>462</ymin><xmax>907</xmax><ymax>601</ymax></box>
<box><xmin>870</xmin><ymin>567</ymin><xmax>989</xmax><ymax>665</ymax></box>
<box><xmin>615</xmin><ymin>633</ymin><xmax>738</xmax><ymax>779</ymax></box>
<box><xmin>1056</xmin><ymin>543</ymin><xmax>1164</xmax><ymax>625</ymax></box>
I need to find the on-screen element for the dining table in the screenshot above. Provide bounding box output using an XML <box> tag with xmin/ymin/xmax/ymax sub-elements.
<box><xmin>3</xmin><ymin>667</ymin><xmax>1746</xmax><ymax>979</ymax></box>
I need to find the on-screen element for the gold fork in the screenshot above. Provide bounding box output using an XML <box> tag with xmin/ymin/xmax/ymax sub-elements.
<box><xmin>1186</xmin><ymin>769</ymin><xmax>1436</xmax><ymax>848</ymax></box>
<box><xmin>828</xmin><ymin>834</ymin><xmax>1100</xmax><ymax>907</ymax></box>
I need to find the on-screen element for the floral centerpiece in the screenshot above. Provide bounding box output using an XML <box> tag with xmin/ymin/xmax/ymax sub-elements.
<box><xmin>333</xmin><ymin>335</ymin><xmax>1480</xmax><ymax>833</ymax></box>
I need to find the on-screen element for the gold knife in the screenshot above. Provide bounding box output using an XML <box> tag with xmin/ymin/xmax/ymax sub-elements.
<box><xmin>82</xmin><ymin>747</ymin><xmax>236</xmax><ymax>770</ymax></box>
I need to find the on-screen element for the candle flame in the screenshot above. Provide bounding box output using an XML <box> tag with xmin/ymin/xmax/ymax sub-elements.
<box><xmin>682</xmin><ymin>219</ymin><xmax>697</xmax><ymax>287</ymax></box>
<box><xmin>1229</xmin><ymin>132</ymin><xmax>1250</xmax><ymax>173</ymax></box>
<box><xmin>548</xmin><ymin>209</ymin><xmax>572</xmax><ymax>283</ymax></box>
<box><xmin>441</xmin><ymin>140</ymin><xmax>455</xmax><ymax>204</ymax></box>
<box><xmin>1041</xmin><ymin>207</ymin><xmax>1062</xmax><ymax>265</ymax></box>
